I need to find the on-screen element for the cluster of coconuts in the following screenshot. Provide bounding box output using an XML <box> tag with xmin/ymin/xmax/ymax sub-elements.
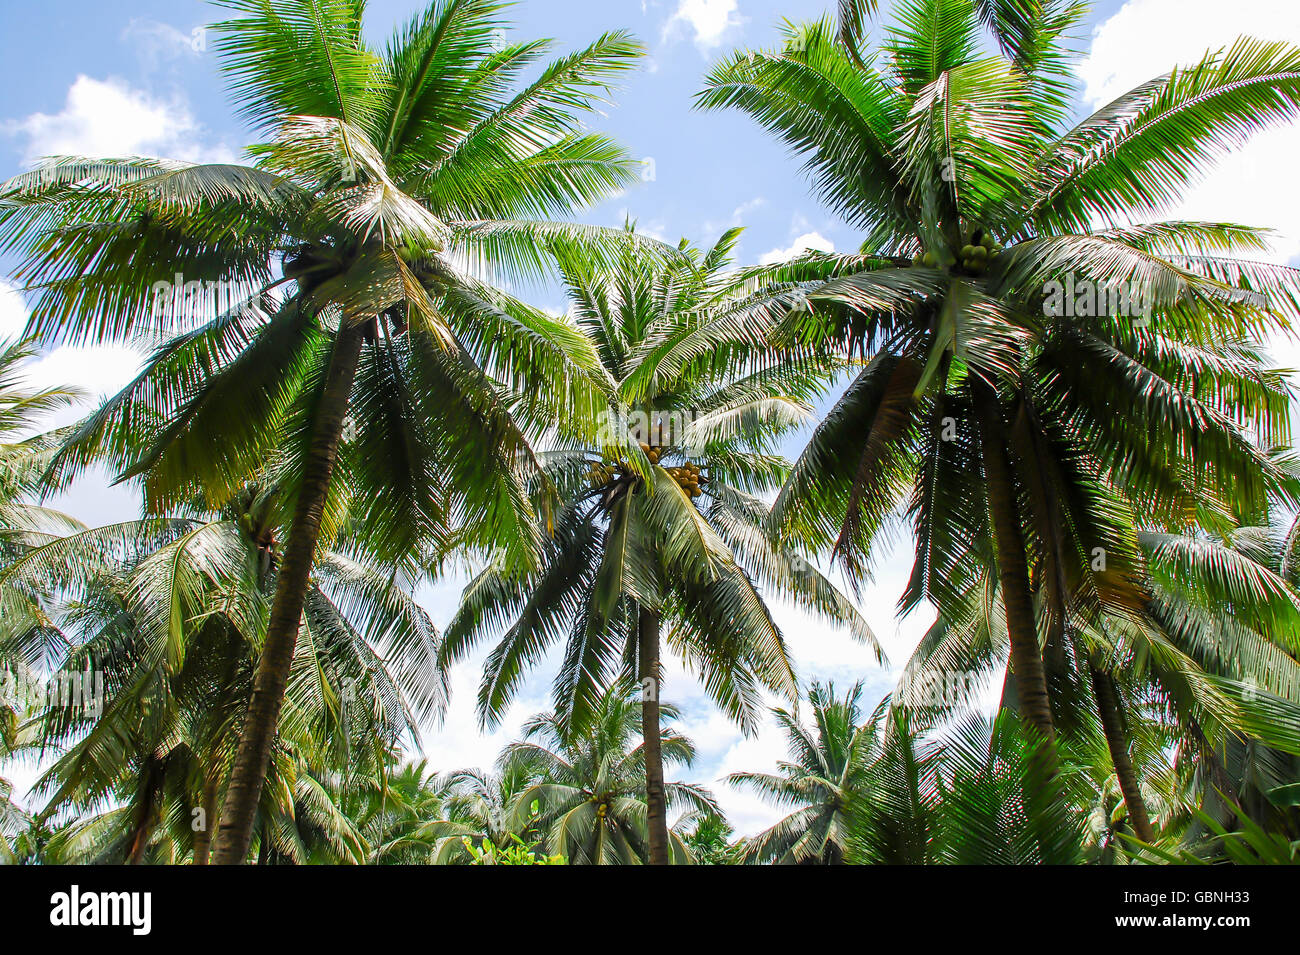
<box><xmin>957</xmin><ymin>230</ymin><xmax>1002</xmax><ymax>273</ymax></box>
<box><xmin>910</xmin><ymin>229</ymin><xmax>1003</xmax><ymax>274</ymax></box>
<box><xmin>666</xmin><ymin>460</ymin><xmax>706</xmax><ymax>498</ymax></box>
<box><xmin>585</xmin><ymin>461</ymin><xmax>621</xmax><ymax>487</ymax></box>
<box><xmin>583</xmin><ymin>444</ymin><xmax>707</xmax><ymax>498</ymax></box>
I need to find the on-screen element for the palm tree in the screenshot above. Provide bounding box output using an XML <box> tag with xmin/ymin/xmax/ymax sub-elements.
<box><xmin>729</xmin><ymin>681</ymin><xmax>874</xmax><ymax>864</ymax></box>
<box><xmin>846</xmin><ymin>709</ymin><xmax>1084</xmax><ymax>864</ymax></box>
<box><xmin>331</xmin><ymin>758</ymin><xmax>448</xmax><ymax>864</ymax></box>
<box><xmin>679</xmin><ymin>810</ymin><xmax>742</xmax><ymax>864</ymax></box>
<box><xmin>424</xmin><ymin>761</ymin><xmax>542</xmax><ymax>864</ymax></box>
<box><xmin>0</xmin><ymin>776</ymin><xmax>38</xmax><ymax>864</ymax></box>
<box><xmin>696</xmin><ymin>3</ymin><xmax>1300</xmax><ymax>757</ymax></box>
<box><xmin>890</xmin><ymin>498</ymin><xmax>1300</xmax><ymax>848</ymax></box>
<box><xmin>0</xmin><ymin>337</ymin><xmax>84</xmax><ymax>864</ymax></box>
<box><xmin>506</xmin><ymin>687</ymin><xmax>717</xmax><ymax>864</ymax></box>
<box><xmin>1143</xmin><ymin>510</ymin><xmax>1300</xmax><ymax>846</ymax></box>
<box><xmin>442</xmin><ymin>226</ymin><xmax>879</xmax><ymax>863</ymax></box>
<box><xmin>2</xmin><ymin>478</ymin><xmax>444</xmax><ymax>864</ymax></box>
<box><xmin>0</xmin><ymin>0</ymin><xmax>653</xmax><ymax>863</ymax></box>
<box><xmin>0</xmin><ymin>339</ymin><xmax>84</xmax><ymax>662</ymax></box>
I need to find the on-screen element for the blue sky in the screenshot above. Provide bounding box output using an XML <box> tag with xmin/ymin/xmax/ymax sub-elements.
<box><xmin>3</xmin><ymin>0</ymin><xmax>1299</xmax><ymax>835</ymax></box>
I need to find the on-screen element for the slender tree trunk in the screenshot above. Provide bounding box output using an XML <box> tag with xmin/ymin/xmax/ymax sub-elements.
<box><xmin>193</xmin><ymin>772</ymin><xmax>219</xmax><ymax>865</ymax></box>
<box><xmin>127</xmin><ymin>755</ymin><xmax>164</xmax><ymax>864</ymax></box>
<box><xmin>638</xmin><ymin>606</ymin><xmax>669</xmax><ymax>865</ymax></box>
<box><xmin>976</xmin><ymin>390</ymin><xmax>1056</xmax><ymax>744</ymax></box>
<box><xmin>213</xmin><ymin>323</ymin><xmax>365</xmax><ymax>865</ymax></box>
<box><xmin>1090</xmin><ymin>663</ymin><xmax>1156</xmax><ymax>842</ymax></box>
<box><xmin>127</xmin><ymin>810</ymin><xmax>154</xmax><ymax>865</ymax></box>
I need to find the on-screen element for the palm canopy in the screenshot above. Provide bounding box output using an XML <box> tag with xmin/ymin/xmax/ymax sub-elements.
<box><xmin>0</xmin><ymin>0</ymin><xmax>663</xmax><ymax>574</ymax></box>
<box><xmin>730</xmin><ymin>680</ymin><xmax>876</xmax><ymax>864</ymax></box>
<box><xmin>694</xmin><ymin>2</ymin><xmax>1300</xmax><ymax>740</ymax></box>
<box><xmin>887</xmin><ymin>493</ymin><xmax>1300</xmax><ymax>848</ymax></box>
<box><xmin>505</xmin><ymin>687</ymin><xmax>716</xmax><ymax>864</ymax></box>
<box><xmin>441</xmin><ymin>225</ymin><xmax>880</xmax><ymax>735</ymax></box>
<box><xmin>0</xmin><ymin>476</ymin><xmax>444</xmax><ymax>863</ymax></box>
<box><xmin>420</xmin><ymin>760</ymin><xmax>542</xmax><ymax>863</ymax></box>
<box><xmin>847</xmin><ymin>708</ymin><xmax>1086</xmax><ymax>865</ymax></box>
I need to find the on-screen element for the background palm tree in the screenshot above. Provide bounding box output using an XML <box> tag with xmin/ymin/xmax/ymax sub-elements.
<box><xmin>338</xmin><ymin>758</ymin><xmax>447</xmax><ymax>864</ymax></box>
<box><xmin>422</xmin><ymin>762</ymin><xmax>542</xmax><ymax>864</ymax></box>
<box><xmin>847</xmin><ymin>709</ymin><xmax>1084</xmax><ymax>864</ymax></box>
<box><xmin>730</xmin><ymin>681</ymin><xmax>874</xmax><ymax>864</ymax></box>
<box><xmin>442</xmin><ymin>225</ymin><xmax>878</xmax><ymax>862</ymax></box>
<box><xmin>506</xmin><ymin>687</ymin><xmax>716</xmax><ymax>864</ymax></box>
<box><xmin>1</xmin><ymin>477</ymin><xmax>443</xmax><ymax>864</ymax></box>
<box><xmin>890</xmin><ymin>502</ymin><xmax>1300</xmax><ymax>853</ymax></box>
<box><xmin>696</xmin><ymin>2</ymin><xmax>1300</xmax><ymax>763</ymax></box>
<box><xmin>0</xmin><ymin>0</ymin><xmax>657</xmax><ymax>863</ymax></box>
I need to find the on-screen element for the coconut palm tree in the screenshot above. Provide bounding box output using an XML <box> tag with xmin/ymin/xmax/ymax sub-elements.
<box><xmin>2</xmin><ymin>476</ymin><xmax>443</xmax><ymax>864</ymax></box>
<box><xmin>442</xmin><ymin>226</ymin><xmax>879</xmax><ymax>863</ymax></box>
<box><xmin>846</xmin><ymin>709</ymin><xmax>1085</xmax><ymax>864</ymax></box>
<box><xmin>1144</xmin><ymin>509</ymin><xmax>1300</xmax><ymax>846</ymax></box>
<box><xmin>695</xmin><ymin>2</ymin><xmax>1300</xmax><ymax>757</ymax></box>
<box><xmin>0</xmin><ymin>338</ymin><xmax>84</xmax><ymax>668</ymax></box>
<box><xmin>729</xmin><ymin>681</ymin><xmax>874</xmax><ymax>864</ymax></box>
<box><xmin>506</xmin><ymin>687</ymin><xmax>717</xmax><ymax>864</ymax></box>
<box><xmin>679</xmin><ymin>810</ymin><xmax>742</xmax><ymax>864</ymax></box>
<box><xmin>423</xmin><ymin>761</ymin><xmax>542</xmax><ymax>864</ymax></box>
<box><xmin>889</xmin><ymin>490</ymin><xmax>1300</xmax><ymax>849</ymax></box>
<box><xmin>0</xmin><ymin>0</ymin><xmax>656</xmax><ymax>863</ymax></box>
<box><xmin>341</xmin><ymin>758</ymin><xmax>448</xmax><ymax>865</ymax></box>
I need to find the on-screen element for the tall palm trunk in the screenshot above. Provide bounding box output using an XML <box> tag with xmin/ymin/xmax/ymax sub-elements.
<box><xmin>1089</xmin><ymin>663</ymin><xmax>1156</xmax><ymax>842</ymax></box>
<box><xmin>127</xmin><ymin>754</ymin><xmax>164</xmax><ymax>864</ymax></box>
<box><xmin>127</xmin><ymin>825</ymin><xmax>152</xmax><ymax>865</ymax></box>
<box><xmin>976</xmin><ymin>392</ymin><xmax>1056</xmax><ymax>744</ymax></box>
<box><xmin>213</xmin><ymin>323</ymin><xmax>365</xmax><ymax>865</ymax></box>
<box><xmin>192</xmin><ymin>771</ymin><xmax>219</xmax><ymax>865</ymax></box>
<box><xmin>638</xmin><ymin>606</ymin><xmax>669</xmax><ymax>865</ymax></box>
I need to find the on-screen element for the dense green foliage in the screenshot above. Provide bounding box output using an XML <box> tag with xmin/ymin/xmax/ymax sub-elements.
<box><xmin>1</xmin><ymin>0</ymin><xmax>1299</xmax><ymax>864</ymax></box>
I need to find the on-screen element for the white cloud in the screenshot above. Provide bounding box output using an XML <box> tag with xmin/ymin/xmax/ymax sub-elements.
<box><xmin>1078</xmin><ymin>0</ymin><xmax>1300</xmax><ymax>374</ymax></box>
<box><xmin>759</xmin><ymin>231</ymin><xmax>835</xmax><ymax>265</ymax></box>
<box><xmin>3</xmin><ymin>74</ymin><xmax>235</xmax><ymax>166</ymax></box>
<box><xmin>1078</xmin><ymin>0</ymin><xmax>1300</xmax><ymax>265</ymax></box>
<box><xmin>0</xmin><ymin>281</ymin><xmax>142</xmax><ymax>413</ymax></box>
<box><xmin>700</xmin><ymin>196</ymin><xmax>767</xmax><ymax>243</ymax></box>
<box><xmin>121</xmin><ymin>18</ymin><xmax>207</xmax><ymax>71</ymax></box>
<box><xmin>662</xmin><ymin>0</ymin><xmax>745</xmax><ymax>53</ymax></box>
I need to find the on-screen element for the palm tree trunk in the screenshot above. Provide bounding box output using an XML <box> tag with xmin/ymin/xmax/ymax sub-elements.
<box><xmin>127</xmin><ymin>754</ymin><xmax>164</xmax><ymax>864</ymax></box>
<box><xmin>193</xmin><ymin>772</ymin><xmax>219</xmax><ymax>865</ymax></box>
<box><xmin>127</xmin><ymin>825</ymin><xmax>152</xmax><ymax>865</ymax></box>
<box><xmin>127</xmin><ymin>806</ymin><xmax>154</xmax><ymax>865</ymax></box>
<box><xmin>638</xmin><ymin>606</ymin><xmax>669</xmax><ymax>865</ymax></box>
<box><xmin>1089</xmin><ymin>663</ymin><xmax>1156</xmax><ymax>842</ymax></box>
<box><xmin>212</xmin><ymin>323</ymin><xmax>365</xmax><ymax>865</ymax></box>
<box><xmin>976</xmin><ymin>392</ymin><xmax>1056</xmax><ymax>744</ymax></box>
